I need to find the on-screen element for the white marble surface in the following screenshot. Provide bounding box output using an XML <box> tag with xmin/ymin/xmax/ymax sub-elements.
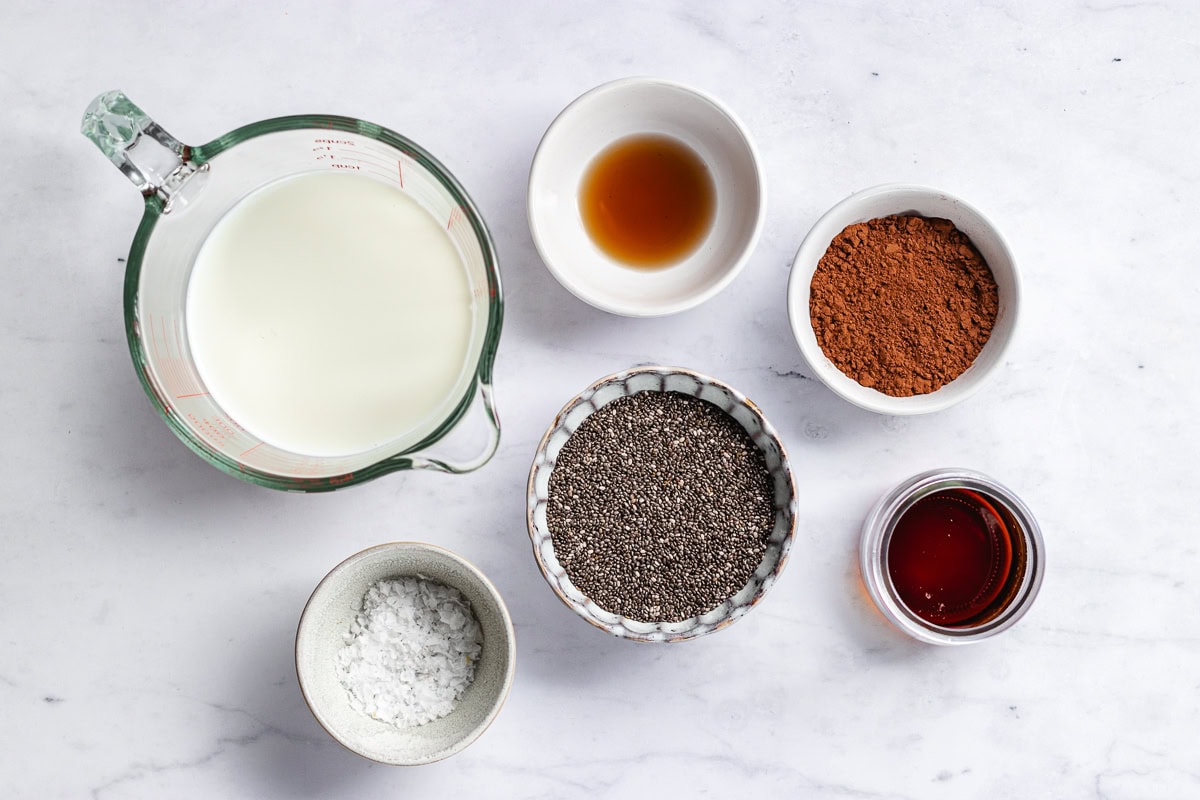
<box><xmin>3</xmin><ymin>2</ymin><xmax>1199</xmax><ymax>797</ymax></box>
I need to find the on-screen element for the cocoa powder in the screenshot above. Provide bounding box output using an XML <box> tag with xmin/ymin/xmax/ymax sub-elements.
<box><xmin>809</xmin><ymin>215</ymin><xmax>999</xmax><ymax>397</ymax></box>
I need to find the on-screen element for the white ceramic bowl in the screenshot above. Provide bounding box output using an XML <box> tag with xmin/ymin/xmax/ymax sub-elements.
<box><xmin>528</xmin><ymin>77</ymin><xmax>765</xmax><ymax>316</ymax></box>
<box><xmin>295</xmin><ymin>542</ymin><xmax>515</xmax><ymax>765</ymax></box>
<box><xmin>786</xmin><ymin>184</ymin><xmax>1020</xmax><ymax>414</ymax></box>
<box><xmin>526</xmin><ymin>365</ymin><xmax>796</xmax><ymax>642</ymax></box>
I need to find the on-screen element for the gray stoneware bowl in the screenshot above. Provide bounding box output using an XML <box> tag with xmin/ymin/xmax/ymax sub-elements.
<box><xmin>526</xmin><ymin>365</ymin><xmax>797</xmax><ymax>643</ymax></box>
<box><xmin>295</xmin><ymin>542</ymin><xmax>516</xmax><ymax>765</ymax></box>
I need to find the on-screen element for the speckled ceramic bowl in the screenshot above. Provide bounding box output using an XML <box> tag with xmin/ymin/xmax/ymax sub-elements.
<box><xmin>295</xmin><ymin>542</ymin><xmax>516</xmax><ymax>765</ymax></box>
<box><xmin>526</xmin><ymin>365</ymin><xmax>796</xmax><ymax>642</ymax></box>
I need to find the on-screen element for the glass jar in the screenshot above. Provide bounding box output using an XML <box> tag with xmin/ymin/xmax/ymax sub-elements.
<box><xmin>860</xmin><ymin>468</ymin><xmax>1045</xmax><ymax>644</ymax></box>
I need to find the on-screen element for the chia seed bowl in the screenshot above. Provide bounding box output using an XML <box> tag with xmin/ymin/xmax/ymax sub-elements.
<box><xmin>526</xmin><ymin>365</ymin><xmax>797</xmax><ymax>643</ymax></box>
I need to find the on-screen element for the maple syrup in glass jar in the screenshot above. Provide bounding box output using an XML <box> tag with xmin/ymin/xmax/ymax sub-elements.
<box><xmin>860</xmin><ymin>469</ymin><xmax>1044</xmax><ymax>644</ymax></box>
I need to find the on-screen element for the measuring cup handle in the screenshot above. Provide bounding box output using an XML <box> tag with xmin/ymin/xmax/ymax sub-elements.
<box><xmin>81</xmin><ymin>91</ymin><xmax>202</xmax><ymax>205</ymax></box>
<box><xmin>403</xmin><ymin>380</ymin><xmax>501</xmax><ymax>474</ymax></box>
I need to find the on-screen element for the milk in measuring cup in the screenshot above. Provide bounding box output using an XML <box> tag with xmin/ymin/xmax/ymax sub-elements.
<box><xmin>186</xmin><ymin>171</ymin><xmax>475</xmax><ymax>457</ymax></box>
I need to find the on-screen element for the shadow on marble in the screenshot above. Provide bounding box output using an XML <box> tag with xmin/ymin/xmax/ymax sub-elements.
<box><xmin>835</xmin><ymin>542</ymin><xmax>927</xmax><ymax>656</ymax></box>
<box><xmin>65</xmin><ymin>324</ymin><xmax>270</xmax><ymax>504</ymax></box>
<box><xmin>226</xmin><ymin>590</ymin><xmax>415</xmax><ymax>796</ymax></box>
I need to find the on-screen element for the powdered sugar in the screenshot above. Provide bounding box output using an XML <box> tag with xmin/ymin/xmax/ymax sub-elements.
<box><xmin>336</xmin><ymin>576</ymin><xmax>483</xmax><ymax>727</ymax></box>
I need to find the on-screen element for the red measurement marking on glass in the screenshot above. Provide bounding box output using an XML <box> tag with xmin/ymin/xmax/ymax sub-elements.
<box><xmin>145</xmin><ymin>313</ymin><xmax>161</xmax><ymax>363</ymax></box>
<box><xmin>397</xmin><ymin>159</ymin><xmax>404</xmax><ymax>187</ymax></box>
<box><xmin>447</xmin><ymin>206</ymin><xmax>463</xmax><ymax>230</ymax></box>
<box><xmin>160</xmin><ymin>315</ymin><xmax>186</xmax><ymax>398</ymax></box>
<box><xmin>239</xmin><ymin>442</ymin><xmax>265</xmax><ymax>459</ymax></box>
<box><xmin>172</xmin><ymin>322</ymin><xmax>204</xmax><ymax>398</ymax></box>
<box><xmin>145</xmin><ymin>313</ymin><xmax>174</xmax><ymax>403</ymax></box>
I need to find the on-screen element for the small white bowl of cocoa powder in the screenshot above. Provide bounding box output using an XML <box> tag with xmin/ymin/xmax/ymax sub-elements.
<box><xmin>787</xmin><ymin>184</ymin><xmax>1020</xmax><ymax>414</ymax></box>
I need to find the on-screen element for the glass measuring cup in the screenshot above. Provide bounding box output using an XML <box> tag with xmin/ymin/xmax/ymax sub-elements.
<box><xmin>81</xmin><ymin>91</ymin><xmax>502</xmax><ymax>491</ymax></box>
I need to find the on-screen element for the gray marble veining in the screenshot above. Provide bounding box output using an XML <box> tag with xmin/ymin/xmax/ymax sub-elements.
<box><xmin>2</xmin><ymin>1</ymin><xmax>1198</xmax><ymax>797</ymax></box>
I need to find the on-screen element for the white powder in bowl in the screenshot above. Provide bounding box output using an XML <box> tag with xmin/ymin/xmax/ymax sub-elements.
<box><xmin>336</xmin><ymin>576</ymin><xmax>483</xmax><ymax>728</ymax></box>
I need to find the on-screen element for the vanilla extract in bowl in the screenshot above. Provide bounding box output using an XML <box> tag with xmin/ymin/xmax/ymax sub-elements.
<box><xmin>528</xmin><ymin>78</ymin><xmax>766</xmax><ymax>316</ymax></box>
<box><xmin>579</xmin><ymin>133</ymin><xmax>716</xmax><ymax>269</ymax></box>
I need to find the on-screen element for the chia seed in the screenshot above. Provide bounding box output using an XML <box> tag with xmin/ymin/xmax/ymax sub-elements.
<box><xmin>546</xmin><ymin>391</ymin><xmax>775</xmax><ymax>623</ymax></box>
